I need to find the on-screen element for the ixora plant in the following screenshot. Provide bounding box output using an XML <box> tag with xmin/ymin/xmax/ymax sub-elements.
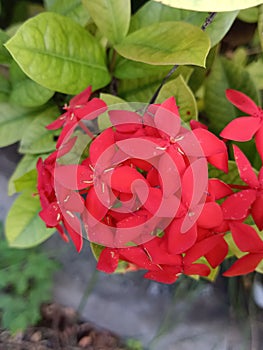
<box><xmin>1</xmin><ymin>0</ymin><xmax>263</xmax><ymax>284</ymax></box>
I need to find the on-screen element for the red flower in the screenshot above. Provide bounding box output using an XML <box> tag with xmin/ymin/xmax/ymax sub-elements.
<box><xmin>233</xmin><ymin>145</ymin><xmax>263</xmax><ymax>230</ymax></box>
<box><xmin>220</xmin><ymin>89</ymin><xmax>263</xmax><ymax>160</ymax></box>
<box><xmin>47</xmin><ymin>86</ymin><xmax>106</xmax><ymax>147</ymax></box>
<box><xmin>223</xmin><ymin>222</ymin><xmax>263</xmax><ymax>276</ymax></box>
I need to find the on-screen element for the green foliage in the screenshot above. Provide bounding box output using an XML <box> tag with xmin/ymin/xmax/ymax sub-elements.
<box><xmin>0</xmin><ymin>227</ymin><xmax>58</xmax><ymax>333</ymax></box>
<box><xmin>5</xmin><ymin>12</ymin><xmax>111</xmax><ymax>94</ymax></box>
<box><xmin>130</xmin><ymin>1</ymin><xmax>238</xmax><ymax>47</ymax></box>
<box><xmin>152</xmin><ymin>0</ymin><xmax>263</xmax><ymax>12</ymax></box>
<box><xmin>83</xmin><ymin>0</ymin><xmax>131</xmax><ymax>44</ymax></box>
<box><xmin>156</xmin><ymin>75</ymin><xmax>198</xmax><ymax>121</ymax></box>
<box><xmin>5</xmin><ymin>191</ymin><xmax>55</xmax><ymax>248</ymax></box>
<box><xmin>115</xmin><ymin>21</ymin><xmax>210</xmax><ymax>66</ymax></box>
<box><xmin>45</xmin><ymin>0</ymin><xmax>91</xmax><ymax>26</ymax></box>
<box><xmin>0</xmin><ymin>0</ymin><xmax>262</xmax><ymax>282</ymax></box>
<box><xmin>204</xmin><ymin>56</ymin><xmax>260</xmax><ymax>134</ymax></box>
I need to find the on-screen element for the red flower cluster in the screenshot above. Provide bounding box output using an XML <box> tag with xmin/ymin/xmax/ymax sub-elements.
<box><xmin>36</xmin><ymin>87</ymin><xmax>263</xmax><ymax>283</ymax></box>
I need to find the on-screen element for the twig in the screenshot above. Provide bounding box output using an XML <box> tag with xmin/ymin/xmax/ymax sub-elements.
<box><xmin>149</xmin><ymin>12</ymin><xmax>217</xmax><ymax>105</ymax></box>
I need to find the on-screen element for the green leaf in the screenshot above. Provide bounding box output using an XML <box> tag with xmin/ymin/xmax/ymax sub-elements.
<box><xmin>114</xmin><ymin>21</ymin><xmax>210</xmax><ymax>67</ymax></box>
<box><xmin>130</xmin><ymin>1</ymin><xmax>238</xmax><ymax>47</ymax></box>
<box><xmin>83</xmin><ymin>0</ymin><xmax>130</xmax><ymax>44</ymax></box>
<box><xmin>10</xmin><ymin>61</ymin><xmax>54</xmax><ymax>107</ymax></box>
<box><xmin>238</xmin><ymin>7</ymin><xmax>259</xmax><ymax>22</ymax></box>
<box><xmin>0</xmin><ymin>73</ymin><xmax>10</xmax><ymax>101</ymax></box>
<box><xmin>156</xmin><ymin>75</ymin><xmax>198</xmax><ymax>121</ymax></box>
<box><xmin>118</xmin><ymin>73</ymin><xmax>166</xmax><ymax>102</ymax></box>
<box><xmin>204</xmin><ymin>56</ymin><xmax>260</xmax><ymax>134</ymax></box>
<box><xmin>5</xmin><ymin>12</ymin><xmax>110</xmax><ymax>94</ymax></box>
<box><xmin>208</xmin><ymin>160</ymin><xmax>246</xmax><ymax>186</ymax></box>
<box><xmin>46</xmin><ymin>0</ymin><xmax>90</xmax><ymax>26</ymax></box>
<box><xmin>5</xmin><ymin>191</ymin><xmax>55</xmax><ymax>248</ymax></box>
<box><xmin>247</xmin><ymin>59</ymin><xmax>263</xmax><ymax>90</ymax></box>
<box><xmin>98</xmin><ymin>93</ymin><xmax>126</xmax><ymax>130</ymax></box>
<box><xmin>90</xmin><ymin>242</ymin><xmax>104</xmax><ymax>260</ymax></box>
<box><xmin>258</xmin><ymin>5</ymin><xmax>263</xmax><ymax>50</ymax></box>
<box><xmin>114</xmin><ymin>57</ymin><xmax>192</xmax><ymax>80</ymax></box>
<box><xmin>97</xmin><ymin>93</ymin><xmax>137</xmax><ymax>131</ymax></box>
<box><xmin>13</xmin><ymin>169</ymin><xmax>38</xmax><ymax>193</ymax></box>
<box><xmin>152</xmin><ymin>0</ymin><xmax>263</xmax><ymax>12</ymax></box>
<box><xmin>0</xmin><ymin>103</ymin><xmax>42</xmax><ymax>147</ymax></box>
<box><xmin>8</xmin><ymin>154</ymin><xmax>40</xmax><ymax>195</ymax></box>
<box><xmin>0</xmin><ymin>29</ymin><xmax>11</xmax><ymax>63</ymax></box>
<box><xmin>114</xmin><ymin>58</ymin><xmax>172</xmax><ymax>79</ymax></box>
<box><xmin>19</xmin><ymin>105</ymin><xmax>59</xmax><ymax>154</ymax></box>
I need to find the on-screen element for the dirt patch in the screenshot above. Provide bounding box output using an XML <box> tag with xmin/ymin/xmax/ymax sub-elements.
<box><xmin>0</xmin><ymin>303</ymin><xmax>128</xmax><ymax>350</ymax></box>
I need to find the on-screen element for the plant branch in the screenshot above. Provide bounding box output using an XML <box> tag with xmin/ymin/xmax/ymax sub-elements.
<box><xmin>149</xmin><ymin>12</ymin><xmax>217</xmax><ymax>105</ymax></box>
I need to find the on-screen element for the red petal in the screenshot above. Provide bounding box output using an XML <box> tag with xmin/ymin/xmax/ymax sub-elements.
<box><xmin>57</xmin><ymin>136</ymin><xmax>77</xmax><ymax>158</ymax></box>
<box><xmin>76</xmin><ymin>98</ymin><xmax>107</xmax><ymax>120</ymax></box>
<box><xmin>193</xmin><ymin>128</ymin><xmax>227</xmax><ymax>157</ymax></box>
<box><xmin>255</xmin><ymin>124</ymin><xmax>263</xmax><ymax>162</ymax></box>
<box><xmin>139</xmin><ymin>187</ymin><xmax>180</xmax><ymax>218</ymax></box>
<box><xmin>205</xmin><ymin>238</ymin><xmax>228</xmax><ymax>268</ymax></box>
<box><xmin>226</xmin><ymin>89</ymin><xmax>260</xmax><ymax>115</ymax></box>
<box><xmin>70</xmin><ymin>86</ymin><xmax>92</xmax><ymax>107</ymax></box>
<box><xmin>109</xmin><ymin>110</ymin><xmax>142</xmax><ymax>133</ymax></box>
<box><xmin>207</xmin><ymin>150</ymin><xmax>228</xmax><ymax>173</ymax></box>
<box><xmin>146</xmin><ymin>167</ymin><xmax>159</xmax><ymax>187</ymax></box>
<box><xmin>208</xmin><ymin>179</ymin><xmax>233</xmax><ymax>200</ymax></box>
<box><xmin>46</xmin><ymin>113</ymin><xmax>66</xmax><ymax>130</ymax></box>
<box><xmin>166</xmin><ymin>218</ymin><xmax>197</xmax><ymax>254</ymax></box>
<box><xmin>155</xmin><ymin>97</ymin><xmax>181</xmax><ymax>138</ymax></box>
<box><xmin>230</xmin><ymin>222</ymin><xmax>263</xmax><ymax>252</ymax></box>
<box><xmin>144</xmin><ymin>238</ymin><xmax>182</xmax><ymax>265</ymax></box>
<box><xmin>39</xmin><ymin>202</ymin><xmax>60</xmax><ymax>227</ymax></box>
<box><xmin>220</xmin><ymin>117</ymin><xmax>261</xmax><ymax>141</ymax></box>
<box><xmin>184</xmin><ymin>234</ymin><xmax>224</xmax><ymax>265</ymax></box>
<box><xmin>144</xmin><ymin>270</ymin><xmax>180</xmax><ymax>284</ymax></box>
<box><xmin>116</xmin><ymin>137</ymin><xmax>165</xmax><ymax>160</ymax></box>
<box><xmin>182</xmin><ymin>159</ymin><xmax>208</xmax><ymax>208</ymax></box>
<box><xmin>184</xmin><ymin>263</ymin><xmax>210</xmax><ymax>276</ymax></box>
<box><xmin>84</xmin><ymin>186</ymin><xmax>108</xmax><ymax>225</ymax></box>
<box><xmin>223</xmin><ymin>253</ymin><xmax>263</xmax><ymax>276</ymax></box>
<box><xmin>110</xmin><ymin>166</ymin><xmax>148</xmax><ymax>193</ymax></box>
<box><xmin>119</xmin><ymin>247</ymin><xmax>155</xmax><ymax>270</ymax></box>
<box><xmin>233</xmin><ymin>145</ymin><xmax>259</xmax><ymax>188</ymax></box>
<box><xmin>97</xmin><ymin>248</ymin><xmax>119</xmax><ymax>273</ymax></box>
<box><xmin>64</xmin><ymin>219</ymin><xmax>83</xmax><ymax>252</ymax></box>
<box><xmin>190</xmin><ymin>120</ymin><xmax>208</xmax><ymax>130</ymax></box>
<box><xmin>251</xmin><ymin>195</ymin><xmax>263</xmax><ymax>231</ymax></box>
<box><xmin>61</xmin><ymin>190</ymin><xmax>84</xmax><ymax>213</ymax></box>
<box><xmin>158</xmin><ymin>147</ymin><xmax>185</xmax><ymax>197</ymax></box>
<box><xmin>221</xmin><ymin>189</ymin><xmax>256</xmax><ymax>220</ymax></box>
<box><xmin>90</xmin><ymin>127</ymin><xmax>115</xmax><ymax>167</ymax></box>
<box><xmin>55</xmin><ymin>164</ymin><xmax>93</xmax><ymax>190</ymax></box>
<box><xmin>115</xmin><ymin>216</ymin><xmax>149</xmax><ymax>247</ymax></box>
<box><xmin>197</xmin><ymin>202</ymin><xmax>223</xmax><ymax>229</ymax></box>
